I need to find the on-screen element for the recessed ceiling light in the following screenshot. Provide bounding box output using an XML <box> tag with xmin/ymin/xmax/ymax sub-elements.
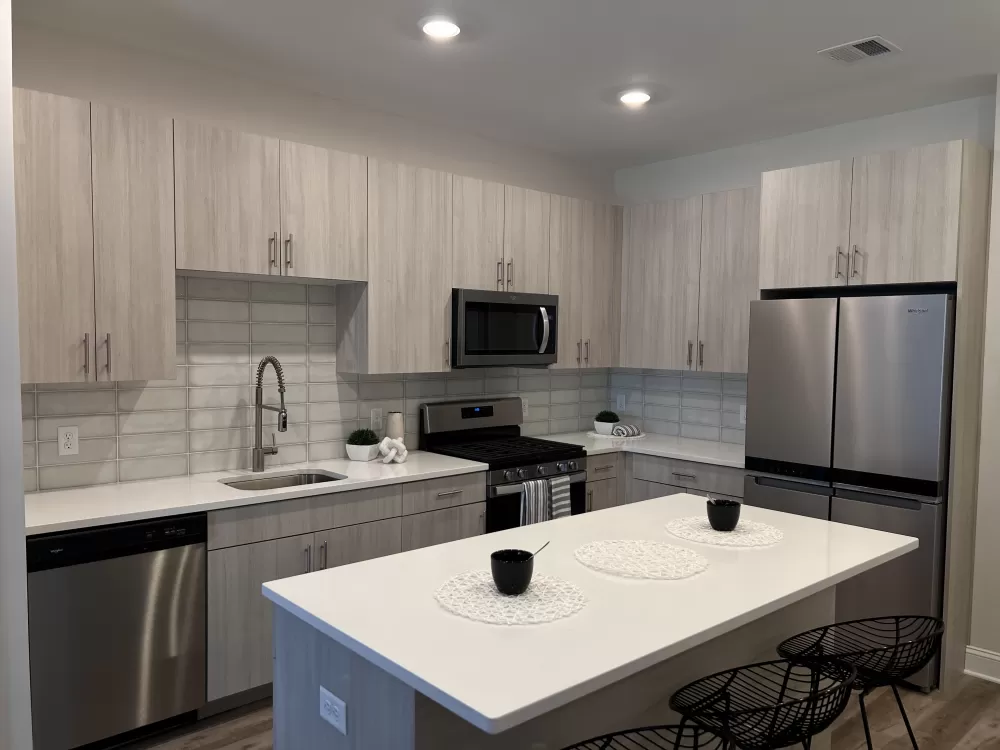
<box><xmin>422</xmin><ymin>17</ymin><xmax>461</xmax><ymax>40</ymax></box>
<box><xmin>619</xmin><ymin>89</ymin><xmax>651</xmax><ymax>109</ymax></box>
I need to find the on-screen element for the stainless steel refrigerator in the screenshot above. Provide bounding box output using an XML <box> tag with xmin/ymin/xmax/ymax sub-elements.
<box><xmin>744</xmin><ymin>292</ymin><xmax>953</xmax><ymax>690</ymax></box>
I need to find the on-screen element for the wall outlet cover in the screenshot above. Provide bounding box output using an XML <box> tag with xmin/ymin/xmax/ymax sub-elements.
<box><xmin>521</xmin><ymin>398</ymin><xmax>529</xmax><ymax>418</ymax></box>
<box><xmin>616</xmin><ymin>393</ymin><xmax>626</xmax><ymax>412</ymax></box>
<box><xmin>58</xmin><ymin>425</ymin><xmax>79</xmax><ymax>457</ymax></box>
<box><xmin>319</xmin><ymin>686</ymin><xmax>347</xmax><ymax>735</ymax></box>
<box><xmin>370</xmin><ymin>408</ymin><xmax>383</xmax><ymax>433</ymax></box>
<box><xmin>740</xmin><ymin>405</ymin><xmax>747</xmax><ymax>425</ymax></box>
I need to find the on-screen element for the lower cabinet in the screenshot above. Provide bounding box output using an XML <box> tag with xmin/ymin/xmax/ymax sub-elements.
<box><xmin>629</xmin><ymin>479</ymin><xmax>690</xmax><ymax>504</ymax></box>
<box><xmin>401</xmin><ymin>502</ymin><xmax>486</xmax><ymax>552</ymax></box>
<box><xmin>586</xmin><ymin>477</ymin><xmax>620</xmax><ymax>511</ymax></box>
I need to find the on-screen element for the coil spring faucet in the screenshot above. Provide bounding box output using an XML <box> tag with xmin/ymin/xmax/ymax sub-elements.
<box><xmin>253</xmin><ymin>355</ymin><xmax>288</xmax><ymax>471</ymax></box>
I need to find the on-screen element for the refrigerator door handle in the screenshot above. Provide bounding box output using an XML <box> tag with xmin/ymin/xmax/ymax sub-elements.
<box><xmin>747</xmin><ymin>471</ymin><xmax>832</xmax><ymax>493</ymax></box>
<box><xmin>834</xmin><ymin>484</ymin><xmax>928</xmax><ymax>510</ymax></box>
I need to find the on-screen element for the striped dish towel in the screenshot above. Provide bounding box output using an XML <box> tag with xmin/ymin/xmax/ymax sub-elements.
<box><xmin>520</xmin><ymin>479</ymin><xmax>550</xmax><ymax>526</ymax></box>
<box><xmin>612</xmin><ymin>423</ymin><xmax>641</xmax><ymax>437</ymax></box>
<box><xmin>549</xmin><ymin>475</ymin><xmax>572</xmax><ymax>519</ymax></box>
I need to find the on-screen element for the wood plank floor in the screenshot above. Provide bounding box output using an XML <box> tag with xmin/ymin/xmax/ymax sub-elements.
<box><xmin>129</xmin><ymin>676</ymin><xmax>1000</xmax><ymax>750</ymax></box>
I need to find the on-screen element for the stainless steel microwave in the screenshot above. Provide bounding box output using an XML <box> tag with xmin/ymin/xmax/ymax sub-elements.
<box><xmin>451</xmin><ymin>289</ymin><xmax>558</xmax><ymax>368</ymax></box>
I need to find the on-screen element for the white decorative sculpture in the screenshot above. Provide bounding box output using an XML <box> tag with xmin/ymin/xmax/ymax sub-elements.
<box><xmin>378</xmin><ymin>436</ymin><xmax>408</xmax><ymax>464</ymax></box>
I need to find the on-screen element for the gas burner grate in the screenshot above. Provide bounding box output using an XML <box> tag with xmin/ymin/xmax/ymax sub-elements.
<box><xmin>437</xmin><ymin>436</ymin><xmax>582</xmax><ymax>464</ymax></box>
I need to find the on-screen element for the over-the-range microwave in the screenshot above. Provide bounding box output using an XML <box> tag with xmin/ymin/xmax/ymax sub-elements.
<box><xmin>451</xmin><ymin>289</ymin><xmax>558</xmax><ymax>368</ymax></box>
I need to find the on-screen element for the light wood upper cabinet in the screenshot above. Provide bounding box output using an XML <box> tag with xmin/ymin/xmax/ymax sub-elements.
<box><xmin>91</xmin><ymin>103</ymin><xmax>176</xmax><ymax>382</ymax></box>
<box><xmin>14</xmin><ymin>89</ymin><xmax>95</xmax><ymax>384</ymax></box>
<box><xmin>759</xmin><ymin>159</ymin><xmax>852</xmax><ymax>289</ymax></box>
<box><xmin>584</xmin><ymin>203</ymin><xmax>622</xmax><ymax>368</ymax></box>
<box><xmin>549</xmin><ymin>195</ymin><xmax>589</xmax><ymax>369</ymax></box>
<box><xmin>503</xmin><ymin>185</ymin><xmax>550</xmax><ymax>293</ymax></box>
<box><xmin>279</xmin><ymin>140</ymin><xmax>367</xmax><ymax>281</ymax></box>
<box><xmin>174</xmin><ymin>119</ymin><xmax>280</xmax><ymax>276</ymax></box>
<box><xmin>849</xmin><ymin>141</ymin><xmax>963</xmax><ymax>284</ymax></box>
<box><xmin>620</xmin><ymin>203</ymin><xmax>660</xmax><ymax>368</ymax></box>
<box><xmin>452</xmin><ymin>176</ymin><xmax>504</xmax><ymax>291</ymax></box>
<box><xmin>698</xmin><ymin>187</ymin><xmax>760</xmax><ymax>373</ymax></box>
<box><xmin>363</xmin><ymin>159</ymin><xmax>452</xmax><ymax>374</ymax></box>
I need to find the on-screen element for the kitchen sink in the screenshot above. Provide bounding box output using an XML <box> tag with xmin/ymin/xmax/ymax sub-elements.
<box><xmin>221</xmin><ymin>471</ymin><xmax>345</xmax><ymax>492</ymax></box>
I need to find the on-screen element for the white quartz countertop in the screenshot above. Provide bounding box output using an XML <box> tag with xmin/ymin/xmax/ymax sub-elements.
<box><xmin>24</xmin><ymin>452</ymin><xmax>487</xmax><ymax>536</ymax></box>
<box><xmin>263</xmin><ymin>494</ymin><xmax>916</xmax><ymax>734</ymax></box>
<box><xmin>547</xmin><ymin>431</ymin><xmax>745</xmax><ymax>467</ymax></box>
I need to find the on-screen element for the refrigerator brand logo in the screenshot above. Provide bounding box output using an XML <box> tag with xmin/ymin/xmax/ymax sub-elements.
<box><xmin>907</xmin><ymin>308</ymin><xmax>929</xmax><ymax>314</ymax></box>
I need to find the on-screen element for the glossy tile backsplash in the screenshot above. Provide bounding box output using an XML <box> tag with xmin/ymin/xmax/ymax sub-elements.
<box><xmin>21</xmin><ymin>276</ymin><xmax>611</xmax><ymax>492</ymax></box>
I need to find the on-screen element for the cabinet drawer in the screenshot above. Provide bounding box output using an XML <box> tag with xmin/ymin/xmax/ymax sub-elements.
<box><xmin>586</xmin><ymin>454</ymin><xmax>618</xmax><ymax>482</ymax></box>
<box><xmin>208</xmin><ymin>485</ymin><xmax>402</xmax><ymax>550</ymax></box>
<box><xmin>402</xmin><ymin>472</ymin><xmax>486</xmax><ymax>515</ymax></box>
<box><xmin>632</xmin><ymin>455</ymin><xmax>744</xmax><ymax>498</ymax></box>
<box><xmin>401</xmin><ymin>502</ymin><xmax>486</xmax><ymax>552</ymax></box>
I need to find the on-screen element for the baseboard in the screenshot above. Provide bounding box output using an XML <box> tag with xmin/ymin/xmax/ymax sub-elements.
<box><xmin>965</xmin><ymin>645</ymin><xmax>1000</xmax><ymax>684</ymax></box>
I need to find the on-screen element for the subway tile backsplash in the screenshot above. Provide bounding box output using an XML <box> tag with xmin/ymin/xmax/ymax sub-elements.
<box><xmin>21</xmin><ymin>276</ymin><xmax>612</xmax><ymax>492</ymax></box>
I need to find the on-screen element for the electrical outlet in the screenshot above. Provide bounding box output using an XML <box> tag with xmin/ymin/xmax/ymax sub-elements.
<box><xmin>521</xmin><ymin>398</ymin><xmax>529</xmax><ymax>418</ymax></box>
<box><xmin>370</xmin><ymin>408</ymin><xmax>383</xmax><ymax>433</ymax></box>
<box><xmin>616</xmin><ymin>393</ymin><xmax>626</xmax><ymax>412</ymax></box>
<box><xmin>58</xmin><ymin>426</ymin><xmax>79</xmax><ymax>457</ymax></box>
<box><xmin>740</xmin><ymin>405</ymin><xmax>747</xmax><ymax>426</ymax></box>
<box><xmin>319</xmin><ymin>686</ymin><xmax>347</xmax><ymax>734</ymax></box>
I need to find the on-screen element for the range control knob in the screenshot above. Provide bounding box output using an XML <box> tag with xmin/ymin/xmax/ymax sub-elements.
<box><xmin>516</xmin><ymin>468</ymin><xmax>527</xmax><ymax>479</ymax></box>
<box><xmin>536</xmin><ymin>465</ymin><xmax>548</xmax><ymax>476</ymax></box>
<box><xmin>568</xmin><ymin>460</ymin><xmax>579</xmax><ymax>471</ymax></box>
<box><xmin>503</xmin><ymin>470</ymin><xmax>514</xmax><ymax>481</ymax></box>
<box><xmin>556</xmin><ymin>462</ymin><xmax>568</xmax><ymax>472</ymax></box>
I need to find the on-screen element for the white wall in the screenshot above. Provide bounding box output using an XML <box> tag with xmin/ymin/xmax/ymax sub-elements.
<box><xmin>12</xmin><ymin>25</ymin><xmax>613</xmax><ymax>203</ymax></box>
<box><xmin>615</xmin><ymin>96</ymin><xmax>996</xmax><ymax>203</ymax></box>
<box><xmin>0</xmin><ymin>3</ymin><xmax>32</xmax><ymax>749</ymax></box>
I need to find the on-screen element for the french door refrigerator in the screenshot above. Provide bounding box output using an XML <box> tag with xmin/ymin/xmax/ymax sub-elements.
<box><xmin>744</xmin><ymin>292</ymin><xmax>953</xmax><ymax>689</ymax></box>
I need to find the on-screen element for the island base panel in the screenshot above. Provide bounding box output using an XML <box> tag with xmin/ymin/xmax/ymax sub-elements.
<box><xmin>272</xmin><ymin>588</ymin><xmax>835</xmax><ymax>750</ymax></box>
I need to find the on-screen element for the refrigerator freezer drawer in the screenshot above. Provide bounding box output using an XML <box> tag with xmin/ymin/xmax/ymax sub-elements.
<box><xmin>746</xmin><ymin>298</ymin><xmax>837</xmax><ymax>475</ymax></box>
<box><xmin>743</xmin><ymin>475</ymin><xmax>831</xmax><ymax>520</ymax></box>
<box><xmin>834</xmin><ymin>294</ymin><xmax>953</xmax><ymax>491</ymax></box>
<box><xmin>831</xmin><ymin>491</ymin><xmax>944</xmax><ymax>689</ymax></box>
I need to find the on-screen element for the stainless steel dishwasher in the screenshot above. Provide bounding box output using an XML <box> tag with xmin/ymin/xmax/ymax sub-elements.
<box><xmin>27</xmin><ymin>513</ymin><xmax>207</xmax><ymax>750</ymax></box>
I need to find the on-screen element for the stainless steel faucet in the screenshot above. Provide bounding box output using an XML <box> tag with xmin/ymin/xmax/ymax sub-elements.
<box><xmin>253</xmin><ymin>355</ymin><xmax>288</xmax><ymax>472</ymax></box>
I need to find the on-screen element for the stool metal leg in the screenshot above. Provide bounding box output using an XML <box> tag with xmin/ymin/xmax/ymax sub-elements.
<box><xmin>858</xmin><ymin>691</ymin><xmax>874</xmax><ymax>750</ymax></box>
<box><xmin>891</xmin><ymin>684</ymin><xmax>919</xmax><ymax>750</ymax></box>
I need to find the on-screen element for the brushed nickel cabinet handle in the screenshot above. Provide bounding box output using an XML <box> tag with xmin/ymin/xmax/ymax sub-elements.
<box><xmin>83</xmin><ymin>333</ymin><xmax>89</xmax><ymax>376</ymax></box>
<box><xmin>269</xmin><ymin>233</ymin><xmax>277</xmax><ymax>267</ymax></box>
<box><xmin>594</xmin><ymin>465</ymin><xmax>612</xmax><ymax>473</ymax></box>
<box><xmin>577</xmin><ymin>340</ymin><xmax>582</xmax><ymax>364</ymax></box>
<box><xmin>320</xmin><ymin>541</ymin><xmax>328</xmax><ymax>570</ymax></box>
<box><xmin>479</xmin><ymin>510</ymin><xmax>485</xmax><ymax>533</ymax></box>
<box><xmin>437</xmin><ymin>489</ymin><xmax>463</xmax><ymax>498</ymax></box>
<box><xmin>497</xmin><ymin>260</ymin><xmax>503</xmax><ymax>290</ymax></box>
<box><xmin>672</xmin><ymin>472</ymin><xmax>697</xmax><ymax>481</ymax></box>
<box><xmin>445</xmin><ymin>340</ymin><xmax>450</xmax><ymax>367</ymax></box>
<box><xmin>835</xmin><ymin>246</ymin><xmax>847</xmax><ymax>280</ymax></box>
<box><xmin>585</xmin><ymin>339</ymin><xmax>590</xmax><ymax>364</ymax></box>
<box><xmin>507</xmin><ymin>260</ymin><xmax>513</xmax><ymax>290</ymax></box>
<box><xmin>285</xmin><ymin>233</ymin><xmax>293</xmax><ymax>269</ymax></box>
<box><xmin>851</xmin><ymin>244</ymin><xmax>860</xmax><ymax>279</ymax></box>
<box><xmin>587</xmin><ymin>490</ymin><xmax>594</xmax><ymax>512</ymax></box>
<box><xmin>304</xmin><ymin>544</ymin><xmax>312</xmax><ymax>574</ymax></box>
<box><xmin>105</xmin><ymin>333</ymin><xmax>112</xmax><ymax>377</ymax></box>
<box><xmin>698</xmin><ymin>341</ymin><xmax>704</xmax><ymax>369</ymax></box>
<box><xmin>687</xmin><ymin>341</ymin><xmax>693</xmax><ymax>368</ymax></box>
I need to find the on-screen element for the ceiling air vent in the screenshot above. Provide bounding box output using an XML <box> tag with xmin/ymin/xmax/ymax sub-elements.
<box><xmin>818</xmin><ymin>36</ymin><xmax>901</xmax><ymax>64</ymax></box>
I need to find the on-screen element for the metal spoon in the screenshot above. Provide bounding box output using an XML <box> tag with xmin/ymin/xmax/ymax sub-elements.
<box><xmin>531</xmin><ymin>541</ymin><xmax>550</xmax><ymax>558</ymax></box>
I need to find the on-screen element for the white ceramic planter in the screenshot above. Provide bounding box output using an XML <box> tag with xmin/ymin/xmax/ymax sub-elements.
<box><xmin>594</xmin><ymin>420</ymin><xmax>617</xmax><ymax>435</ymax></box>
<box><xmin>347</xmin><ymin>443</ymin><xmax>380</xmax><ymax>462</ymax></box>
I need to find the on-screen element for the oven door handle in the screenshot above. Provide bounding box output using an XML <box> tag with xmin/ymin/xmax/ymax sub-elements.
<box><xmin>489</xmin><ymin>471</ymin><xmax>586</xmax><ymax>497</ymax></box>
<box><xmin>538</xmin><ymin>307</ymin><xmax>550</xmax><ymax>354</ymax></box>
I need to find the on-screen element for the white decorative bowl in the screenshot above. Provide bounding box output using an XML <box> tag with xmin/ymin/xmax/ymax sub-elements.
<box><xmin>347</xmin><ymin>443</ymin><xmax>380</xmax><ymax>461</ymax></box>
<box><xmin>594</xmin><ymin>420</ymin><xmax>617</xmax><ymax>435</ymax></box>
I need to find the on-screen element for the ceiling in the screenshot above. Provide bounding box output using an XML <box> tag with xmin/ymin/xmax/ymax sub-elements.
<box><xmin>12</xmin><ymin>0</ymin><xmax>1000</xmax><ymax>170</ymax></box>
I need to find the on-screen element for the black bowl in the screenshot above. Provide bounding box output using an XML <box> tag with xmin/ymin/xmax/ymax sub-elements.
<box><xmin>491</xmin><ymin>549</ymin><xmax>534</xmax><ymax>595</ymax></box>
<box><xmin>707</xmin><ymin>500</ymin><xmax>741</xmax><ymax>532</ymax></box>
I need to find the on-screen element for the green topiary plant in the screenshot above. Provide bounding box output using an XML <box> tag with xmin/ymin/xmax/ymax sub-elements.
<box><xmin>595</xmin><ymin>410</ymin><xmax>620</xmax><ymax>423</ymax></box>
<box><xmin>348</xmin><ymin>428</ymin><xmax>379</xmax><ymax>446</ymax></box>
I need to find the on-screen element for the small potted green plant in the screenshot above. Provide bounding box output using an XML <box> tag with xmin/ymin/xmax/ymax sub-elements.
<box><xmin>594</xmin><ymin>410</ymin><xmax>620</xmax><ymax>435</ymax></box>
<box><xmin>347</xmin><ymin>428</ymin><xmax>380</xmax><ymax>462</ymax></box>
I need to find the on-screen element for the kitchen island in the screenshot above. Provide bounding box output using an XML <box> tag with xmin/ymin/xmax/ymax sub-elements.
<box><xmin>263</xmin><ymin>494</ymin><xmax>917</xmax><ymax>750</ymax></box>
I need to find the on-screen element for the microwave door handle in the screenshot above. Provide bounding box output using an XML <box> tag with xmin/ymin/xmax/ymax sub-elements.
<box><xmin>539</xmin><ymin>307</ymin><xmax>550</xmax><ymax>354</ymax></box>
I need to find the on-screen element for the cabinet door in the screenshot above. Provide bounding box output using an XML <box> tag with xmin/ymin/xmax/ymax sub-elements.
<box><xmin>849</xmin><ymin>141</ymin><xmax>962</xmax><ymax>284</ymax></box>
<box><xmin>620</xmin><ymin>203</ymin><xmax>662</xmax><ymax>368</ymax></box>
<box><xmin>91</xmin><ymin>103</ymin><xmax>176</xmax><ymax>382</ymax></box>
<box><xmin>759</xmin><ymin>159</ymin><xmax>852</xmax><ymax>289</ymax></box>
<box><xmin>14</xmin><ymin>89</ymin><xmax>95</xmax><ymax>384</ymax></box>
<box><xmin>698</xmin><ymin>187</ymin><xmax>760</xmax><ymax>373</ymax></box>
<box><xmin>279</xmin><ymin>140</ymin><xmax>367</xmax><ymax>281</ymax></box>
<box><xmin>174</xmin><ymin>119</ymin><xmax>279</xmax><ymax>275</ymax></box>
<box><xmin>316</xmin><ymin>517</ymin><xmax>402</xmax><ymax>569</ymax></box>
<box><xmin>548</xmin><ymin>195</ymin><xmax>588</xmax><ymax>369</ymax></box>
<box><xmin>583</xmin><ymin>204</ymin><xmax>622</xmax><ymax>368</ymax></box>
<box><xmin>367</xmin><ymin>160</ymin><xmax>453</xmax><ymax>373</ymax></box>
<box><xmin>207</xmin><ymin>540</ymin><xmax>279</xmax><ymax>700</ymax></box>
<box><xmin>629</xmin><ymin>479</ymin><xmax>688</xmax><ymax>503</ymax></box>
<box><xmin>453</xmin><ymin>176</ymin><xmax>503</xmax><ymax>291</ymax></box>
<box><xmin>587</xmin><ymin>478</ymin><xmax>619</xmax><ymax>511</ymax></box>
<box><xmin>644</xmin><ymin>196</ymin><xmax>702</xmax><ymax>370</ymax></box>
<box><xmin>503</xmin><ymin>185</ymin><xmax>550</xmax><ymax>293</ymax></box>
<box><xmin>275</xmin><ymin>532</ymin><xmax>316</xmax><ymax>579</ymax></box>
<box><xmin>401</xmin><ymin>502</ymin><xmax>486</xmax><ymax>552</ymax></box>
